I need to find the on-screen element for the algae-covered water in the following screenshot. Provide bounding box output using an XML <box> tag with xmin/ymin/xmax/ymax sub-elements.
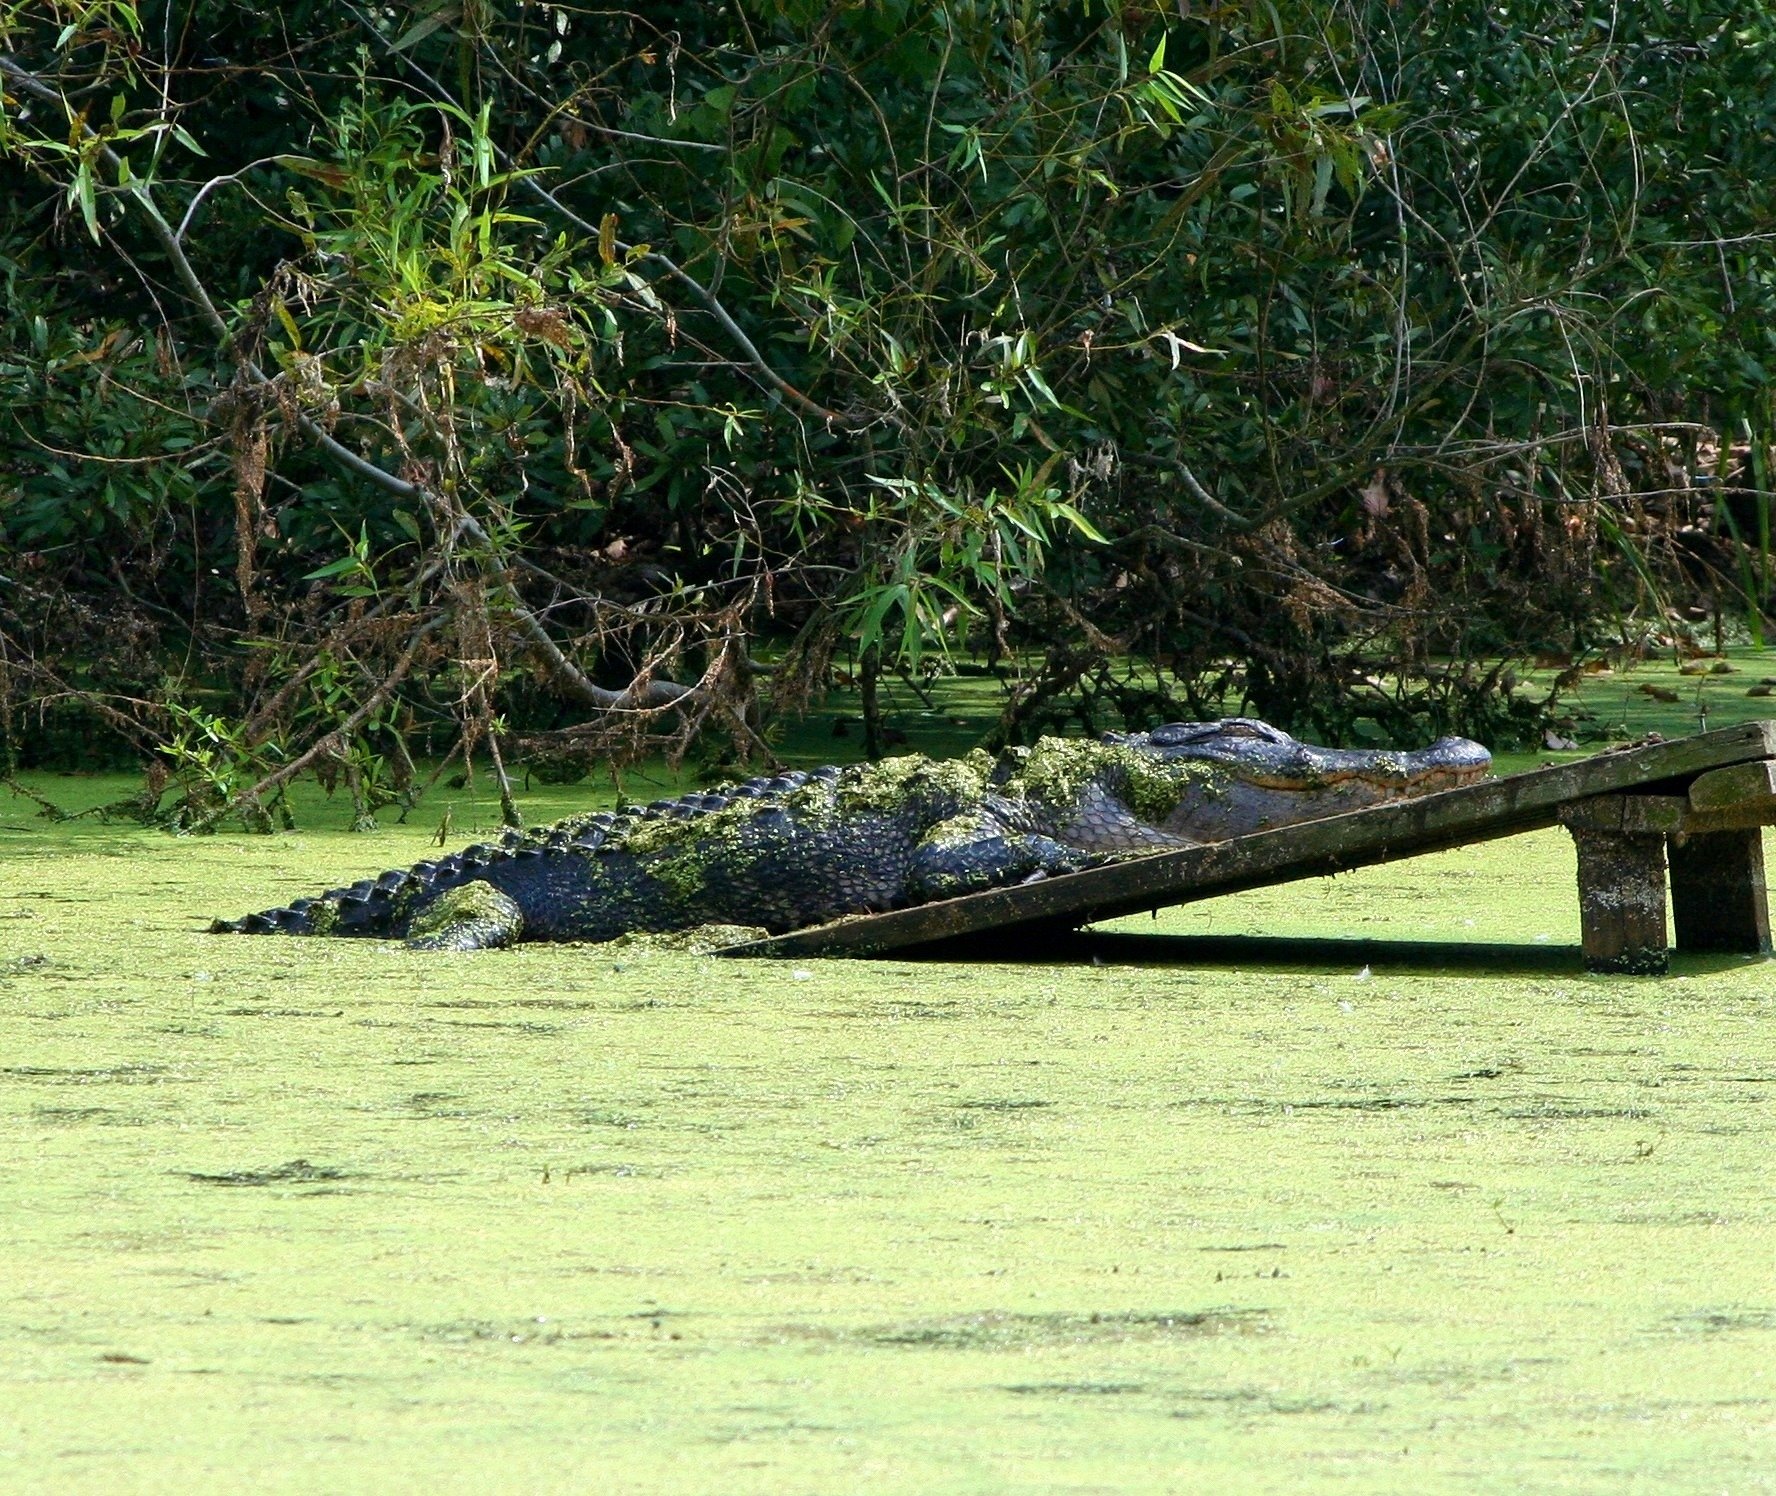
<box><xmin>4</xmin><ymin>760</ymin><xmax>1776</xmax><ymax>1491</ymax></box>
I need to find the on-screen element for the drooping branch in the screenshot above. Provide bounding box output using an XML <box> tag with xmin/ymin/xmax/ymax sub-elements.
<box><xmin>191</xmin><ymin>613</ymin><xmax>447</xmax><ymax>831</ymax></box>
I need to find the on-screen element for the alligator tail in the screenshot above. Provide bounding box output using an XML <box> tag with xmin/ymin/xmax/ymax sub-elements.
<box><xmin>209</xmin><ymin>766</ymin><xmax>841</xmax><ymax>940</ymax></box>
<box><xmin>209</xmin><ymin>862</ymin><xmax>430</xmax><ymax>938</ymax></box>
<box><xmin>209</xmin><ymin>835</ymin><xmax>540</xmax><ymax>938</ymax></box>
<box><xmin>208</xmin><ymin>808</ymin><xmax>639</xmax><ymax>939</ymax></box>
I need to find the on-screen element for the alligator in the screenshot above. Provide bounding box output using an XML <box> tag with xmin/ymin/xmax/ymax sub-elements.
<box><xmin>211</xmin><ymin>719</ymin><xmax>1490</xmax><ymax>951</ymax></box>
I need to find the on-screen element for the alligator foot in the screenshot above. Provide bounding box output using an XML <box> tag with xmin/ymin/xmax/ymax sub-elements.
<box><xmin>404</xmin><ymin>883</ymin><xmax>525</xmax><ymax>951</ymax></box>
<box><xmin>908</xmin><ymin>815</ymin><xmax>1107</xmax><ymax>902</ymax></box>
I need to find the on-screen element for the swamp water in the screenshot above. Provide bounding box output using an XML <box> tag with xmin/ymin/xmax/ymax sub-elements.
<box><xmin>2</xmin><ymin>776</ymin><xmax>1774</xmax><ymax>1491</ymax></box>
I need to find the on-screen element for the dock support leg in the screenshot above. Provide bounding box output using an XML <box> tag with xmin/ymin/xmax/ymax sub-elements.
<box><xmin>1568</xmin><ymin>827</ymin><xmax>1668</xmax><ymax>975</ymax></box>
<box><xmin>1668</xmin><ymin>829</ymin><xmax>1771</xmax><ymax>954</ymax></box>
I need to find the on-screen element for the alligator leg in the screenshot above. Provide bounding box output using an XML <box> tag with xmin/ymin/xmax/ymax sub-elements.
<box><xmin>404</xmin><ymin>883</ymin><xmax>526</xmax><ymax>951</ymax></box>
<box><xmin>907</xmin><ymin>812</ymin><xmax>1107</xmax><ymax>902</ymax></box>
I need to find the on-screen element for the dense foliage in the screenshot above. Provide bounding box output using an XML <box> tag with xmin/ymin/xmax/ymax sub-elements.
<box><xmin>2</xmin><ymin>1</ymin><xmax>1774</xmax><ymax>823</ymax></box>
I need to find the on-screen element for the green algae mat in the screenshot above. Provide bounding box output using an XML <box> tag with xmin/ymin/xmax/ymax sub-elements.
<box><xmin>4</xmin><ymin>767</ymin><xmax>1776</xmax><ymax>1491</ymax></box>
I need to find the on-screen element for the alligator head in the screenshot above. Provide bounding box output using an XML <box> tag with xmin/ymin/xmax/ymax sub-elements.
<box><xmin>1103</xmin><ymin>717</ymin><xmax>1491</xmax><ymax>842</ymax></box>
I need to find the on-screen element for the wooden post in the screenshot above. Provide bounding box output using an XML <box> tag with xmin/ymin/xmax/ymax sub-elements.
<box><xmin>1567</xmin><ymin>826</ymin><xmax>1669</xmax><ymax>975</ymax></box>
<box><xmin>1668</xmin><ymin>829</ymin><xmax>1771</xmax><ymax>955</ymax></box>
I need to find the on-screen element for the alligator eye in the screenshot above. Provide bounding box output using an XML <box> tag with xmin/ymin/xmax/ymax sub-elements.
<box><xmin>1145</xmin><ymin>718</ymin><xmax>1294</xmax><ymax>749</ymax></box>
<box><xmin>1147</xmin><ymin>722</ymin><xmax>1214</xmax><ymax>746</ymax></box>
<box><xmin>1229</xmin><ymin>718</ymin><xmax>1292</xmax><ymax>742</ymax></box>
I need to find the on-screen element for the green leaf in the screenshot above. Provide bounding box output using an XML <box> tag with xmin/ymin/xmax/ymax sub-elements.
<box><xmin>271</xmin><ymin>297</ymin><xmax>303</xmax><ymax>351</ymax></box>
<box><xmin>302</xmin><ymin>553</ymin><xmax>365</xmax><ymax>581</ymax></box>
<box><xmin>71</xmin><ymin>164</ymin><xmax>100</xmax><ymax>241</ymax></box>
<box><xmin>1051</xmin><ymin>503</ymin><xmax>1108</xmax><ymax>544</ymax></box>
<box><xmin>391</xmin><ymin>2</ymin><xmax>461</xmax><ymax>53</ymax></box>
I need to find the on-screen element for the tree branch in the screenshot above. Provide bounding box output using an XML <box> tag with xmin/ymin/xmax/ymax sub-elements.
<box><xmin>0</xmin><ymin>53</ymin><xmax>698</xmax><ymax>715</ymax></box>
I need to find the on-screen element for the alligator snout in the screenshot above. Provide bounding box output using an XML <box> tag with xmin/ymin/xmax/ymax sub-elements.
<box><xmin>1106</xmin><ymin>718</ymin><xmax>1491</xmax><ymax>842</ymax></box>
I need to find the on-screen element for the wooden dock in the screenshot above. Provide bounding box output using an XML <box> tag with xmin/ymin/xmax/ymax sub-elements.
<box><xmin>724</xmin><ymin>720</ymin><xmax>1776</xmax><ymax>974</ymax></box>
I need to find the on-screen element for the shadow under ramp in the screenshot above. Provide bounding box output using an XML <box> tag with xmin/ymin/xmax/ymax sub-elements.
<box><xmin>889</xmin><ymin>927</ymin><xmax>1587</xmax><ymax>977</ymax></box>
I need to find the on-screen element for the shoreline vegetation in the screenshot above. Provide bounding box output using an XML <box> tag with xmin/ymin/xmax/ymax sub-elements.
<box><xmin>7</xmin><ymin>2</ymin><xmax>1776</xmax><ymax>820</ymax></box>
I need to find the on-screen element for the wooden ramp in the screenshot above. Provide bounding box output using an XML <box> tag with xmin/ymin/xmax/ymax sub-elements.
<box><xmin>724</xmin><ymin>720</ymin><xmax>1776</xmax><ymax>974</ymax></box>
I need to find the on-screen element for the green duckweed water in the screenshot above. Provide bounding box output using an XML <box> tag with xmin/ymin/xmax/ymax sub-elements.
<box><xmin>3</xmin><ymin>751</ymin><xmax>1776</xmax><ymax>1491</ymax></box>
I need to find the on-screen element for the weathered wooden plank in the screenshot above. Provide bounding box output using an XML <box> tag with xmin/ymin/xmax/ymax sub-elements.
<box><xmin>1688</xmin><ymin>759</ymin><xmax>1776</xmax><ymax>813</ymax></box>
<box><xmin>1669</xmin><ymin>829</ymin><xmax>1771</xmax><ymax>955</ymax></box>
<box><xmin>1560</xmin><ymin>791</ymin><xmax>1776</xmax><ymax>838</ymax></box>
<box><xmin>1685</xmin><ymin>805</ymin><xmax>1776</xmax><ymax>834</ymax></box>
<box><xmin>1558</xmin><ymin>795</ymin><xmax>1690</xmax><ymax>835</ymax></box>
<box><xmin>725</xmin><ymin>721</ymin><xmax>1776</xmax><ymax>959</ymax></box>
